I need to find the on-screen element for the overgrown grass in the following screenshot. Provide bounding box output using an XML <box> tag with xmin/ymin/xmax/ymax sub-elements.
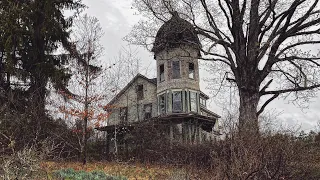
<box><xmin>52</xmin><ymin>168</ymin><xmax>127</xmax><ymax>180</ymax></box>
<box><xmin>40</xmin><ymin>161</ymin><xmax>210</xmax><ymax>179</ymax></box>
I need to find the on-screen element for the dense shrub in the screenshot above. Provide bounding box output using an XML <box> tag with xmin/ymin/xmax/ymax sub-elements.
<box><xmin>0</xmin><ymin>146</ymin><xmax>45</xmax><ymax>179</ymax></box>
<box><xmin>111</xmin><ymin>121</ymin><xmax>320</xmax><ymax>179</ymax></box>
<box><xmin>53</xmin><ymin>168</ymin><xmax>127</xmax><ymax>180</ymax></box>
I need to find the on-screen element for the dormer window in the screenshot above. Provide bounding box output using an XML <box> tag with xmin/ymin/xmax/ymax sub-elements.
<box><xmin>188</xmin><ymin>62</ymin><xmax>195</xmax><ymax>79</ymax></box>
<box><xmin>159</xmin><ymin>64</ymin><xmax>165</xmax><ymax>82</ymax></box>
<box><xmin>172</xmin><ymin>61</ymin><xmax>180</xmax><ymax>79</ymax></box>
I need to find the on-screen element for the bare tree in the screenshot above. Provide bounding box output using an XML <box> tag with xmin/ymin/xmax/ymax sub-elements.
<box><xmin>127</xmin><ymin>0</ymin><xmax>320</xmax><ymax>135</ymax></box>
<box><xmin>58</xmin><ymin>14</ymin><xmax>107</xmax><ymax>165</ymax></box>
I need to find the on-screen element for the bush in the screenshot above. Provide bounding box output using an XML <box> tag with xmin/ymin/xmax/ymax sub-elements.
<box><xmin>113</xmin><ymin>121</ymin><xmax>320</xmax><ymax>179</ymax></box>
<box><xmin>0</xmin><ymin>146</ymin><xmax>45</xmax><ymax>179</ymax></box>
<box><xmin>53</xmin><ymin>168</ymin><xmax>127</xmax><ymax>180</ymax></box>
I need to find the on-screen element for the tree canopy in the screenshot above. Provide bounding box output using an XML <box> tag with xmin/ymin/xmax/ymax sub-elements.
<box><xmin>0</xmin><ymin>0</ymin><xmax>85</xmax><ymax>112</ymax></box>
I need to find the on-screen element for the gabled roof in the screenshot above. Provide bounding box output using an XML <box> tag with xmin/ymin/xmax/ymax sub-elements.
<box><xmin>106</xmin><ymin>73</ymin><xmax>157</xmax><ymax>107</ymax></box>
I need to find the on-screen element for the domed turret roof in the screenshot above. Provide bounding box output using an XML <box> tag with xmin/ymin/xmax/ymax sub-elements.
<box><xmin>152</xmin><ymin>12</ymin><xmax>201</xmax><ymax>56</ymax></box>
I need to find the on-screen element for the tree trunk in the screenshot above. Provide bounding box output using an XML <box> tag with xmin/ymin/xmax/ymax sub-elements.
<box><xmin>238</xmin><ymin>89</ymin><xmax>260</xmax><ymax>136</ymax></box>
<box><xmin>81</xmin><ymin>115</ymin><xmax>88</xmax><ymax>165</ymax></box>
<box><xmin>81</xmin><ymin>47</ymin><xmax>90</xmax><ymax>165</ymax></box>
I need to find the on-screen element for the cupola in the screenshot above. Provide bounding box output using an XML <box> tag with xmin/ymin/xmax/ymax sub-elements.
<box><xmin>152</xmin><ymin>11</ymin><xmax>201</xmax><ymax>58</ymax></box>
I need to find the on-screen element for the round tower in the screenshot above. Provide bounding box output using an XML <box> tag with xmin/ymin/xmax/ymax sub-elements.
<box><xmin>152</xmin><ymin>12</ymin><xmax>202</xmax><ymax>115</ymax></box>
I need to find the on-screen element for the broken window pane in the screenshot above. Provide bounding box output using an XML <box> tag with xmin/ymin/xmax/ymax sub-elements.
<box><xmin>189</xmin><ymin>62</ymin><xmax>195</xmax><ymax>79</ymax></box>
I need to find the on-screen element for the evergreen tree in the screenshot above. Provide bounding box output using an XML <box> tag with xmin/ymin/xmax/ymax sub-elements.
<box><xmin>0</xmin><ymin>0</ymin><xmax>85</xmax><ymax>113</ymax></box>
<box><xmin>0</xmin><ymin>0</ymin><xmax>85</xmax><ymax>151</ymax></box>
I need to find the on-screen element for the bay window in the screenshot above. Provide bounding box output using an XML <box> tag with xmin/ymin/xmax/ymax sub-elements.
<box><xmin>172</xmin><ymin>91</ymin><xmax>182</xmax><ymax>112</ymax></box>
<box><xmin>190</xmin><ymin>91</ymin><xmax>197</xmax><ymax>112</ymax></box>
<box><xmin>158</xmin><ymin>93</ymin><xmax>166</xmax><ymax>114</ymax></box>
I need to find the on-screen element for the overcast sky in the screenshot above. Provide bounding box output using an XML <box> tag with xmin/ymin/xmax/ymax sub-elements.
<box><xmin>81</xmin><ymin>0</ymin><xmax>320</xmax><ymax>132</ymax></box>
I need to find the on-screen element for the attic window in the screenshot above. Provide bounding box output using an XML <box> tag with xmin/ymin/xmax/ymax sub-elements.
<box><xmin>172</xmin><ymin>61</ymin><xmax>180</xmax><ymax>79</ymax></box>
<box><xmin>189</xmin><ymin>62</ymin><xmax>195</xmax><ymax>79</ymax></box>
<box><xmin>137</xmin><ymin>84</ymin><xmax>144</xmax><ymax>100</ymax></box>
<box><xmin>159</xmin><ymin>64</ymin><xmax>165</xmax><ymax>82</ymax></box>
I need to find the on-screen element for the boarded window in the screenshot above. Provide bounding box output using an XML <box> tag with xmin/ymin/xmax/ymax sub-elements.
<box><xmin>172</xmin><ymin>61</ymin><xmax>180</xmax><ymax>79</ymax></box>
<box><xmin>159</xmin><ymin>94</ymin><xmax>166</xmax><ymax>114</ymax></box>
<box><xmin>190</xmin><ymin>92</ymin><xmax>197</xmax><ymax>112</ymax></box>
<box><xmin>119</xmin><ymin>107</ymin><xmax>128</xmax><ymax>122</ymax></box>
<box><xmin>137</xmin><ymin>84</ymin><xmax>144</xmax><ymax>100</ymax></box>
<box><xmin>144</xmin><ymin>104</ymin><xmax>152</xmax><ymax>120</ymax></box>
<box><xmin>189</xmin><ymin>62</ymin><xmax>195</xmax><ymax>79</ymax></box>
<box><xmin>159</xmin><ymin>64</ymin><xmax>165</xmax><ymax>82</ymax></box>
<box><xmin>172</xmin><ymin>91</ymin><xmax>182</xmax><ymax>112</ymax></box>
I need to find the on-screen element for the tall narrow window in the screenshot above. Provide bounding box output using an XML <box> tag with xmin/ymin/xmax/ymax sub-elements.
<box><xmin>159</xmin><ymin>64</ymin><xmax>165</xmax><ymax>82</ymax></box>
<box><xmin>137</xmin><ymin>84</ymin><xmax>144</xmax><ymax>100</ymax></box>
<box><xmin>190</xmin><ymin>92</ymin><xmax>197</xmax><ymax>112</ymax></box>
<box><xmin>159</xmin><ymin>94</ymin><xmax>166</xmax><ymax>114</ymax></box>
<box><xmin>172</xmin><ymin>61</ymin><xmax>180</xmax><ymax>79</ymax></box>
<box><xmin>189</xmin><ymin>62</ymin><xmax>195</xmax><ymax>79</ymax></box>
<box><xmin>172</xmin><ymin>91</ymin><xmax>182</xmax><ymax>112</ymax></box>
<box><xmin>144</xmin><ymin>104</ymin><xmax>152</xmax><ymax>120</ymax></box>
<box><xmin>119</xmin><ymin>107</ymin><xmax>128</xmax><ymax>122</ymax></box>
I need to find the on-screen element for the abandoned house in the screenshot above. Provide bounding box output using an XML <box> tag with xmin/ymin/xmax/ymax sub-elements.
<box><xmin>97</xmin><ymin>12</ymin><xmax>221</xmax><ymax>155</ymax></box>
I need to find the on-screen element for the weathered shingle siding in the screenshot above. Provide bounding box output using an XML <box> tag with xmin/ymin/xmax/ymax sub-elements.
<box><xmin>107</xmin><ymin>77</ymin><xmax>157</xmax><ymax>126</ymax></box>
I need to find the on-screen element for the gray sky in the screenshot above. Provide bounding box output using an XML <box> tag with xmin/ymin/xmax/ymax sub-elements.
<box><xmin>81</xmin><ymin>0</ymin><xmax>320</xmax><ymax>132</ymax></box>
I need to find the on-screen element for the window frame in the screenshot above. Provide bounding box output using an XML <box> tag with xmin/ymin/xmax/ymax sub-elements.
<box><xmin>136</xmin><ymin>84</ymin><xmax>144</xmax><ymax>100</ymax></box>
<box><xmin>159</xmin><ymin>64</ymin><xmax>165</xmax><ymax>82</ymax></box>
<box><xmin>143</xmin><ymin>103</ymin><xmax>152</xmax><ymax>120</ymax></box>
<box><xmin>188</xmin><ymin>62</ymin><xmax>195</xmax><ymax>79</ymax></box>
<box><xmin>158</xmin><ymin>92</ymin><xmax>166</xmax><ymax>115</ymax></box>
<box><xmin>172</xmin><ymin>90</ymin><xmax>183</xmax><ymax>113</ymax></box>
<box><xmin>200</xmin><ymin>97</ymin><xmax>206</xmax><ymax>107</ymax></box>
<box><xmin>172</xmin><ymin>61</ymin><xmax>181</xmax><ymax>79</ymax></box>
<box><xmin>119</xmin><ymin>107</ymin><xmax>128</xmax><ymax>122</ymax></box>
<box><xmin>189</xmin><ymin>91</ymin><xmax>198</xmax><ymax>112</ymax></box>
